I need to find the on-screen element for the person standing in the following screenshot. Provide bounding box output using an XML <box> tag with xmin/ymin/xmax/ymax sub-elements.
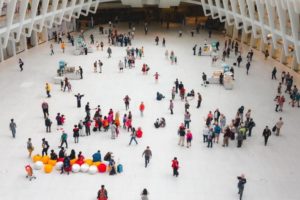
<box><xmin>41</xmin><ymin>101</ymin><xmax>49</xmax><ymax>118</ymax></box>
<box><xmin>275</xmin><ymin>117</ymin><xmax>284</xmax><ymax>136</ymax></box>
<box><xmin>197</xmin><ymin>93</ymin><xmax>202</xmax><ymax>108</ymax></box>
<box><xmin>262</xmin><ymin>126</ymin><xmax>271</xmax><ymax>146</ymax></box>
<box><xmin>9</xmin><ymin>119</ymin><xmax>17</xmax><ymax>138</ymax></box>
<box><xmin>162</xmin><ymin>38</ymin><xmax>166</xmax><ymax>47</ymax></box>
<box><xmin>207</xmin><ymin>128</ymin><xmax>214</xmax><ymax>148</ymax></box>
<box><xmin>142</xmin><ymin>146</ymin><xmax>152</xmax><ymax>168</ymax></box>
<box><xmin>141</xmin><ymin>188</ymin><xmax>149</xmax><ymax>200</ymax></box>
<box><xmin>264</xmin><ymin>49</ymin><xmax>269</xmax><ymax>60</ymax></box>
<box><xmin>107</xmin><ymin>47</ymin><xmax>112</xmax><ymax>58</ymax></box>
<box><xmin>41</xmin><ymin>138</ymin><xmax>49</xmax><ymax>156</ymax></box>
<box><xmin>61</xmin><ymin>41</ymin><xmax>65</xmax><ymax>53</ymax></box>
<box><xmin>50</xmin><ymin>43</ymin><xmax>54</xmax><ymax>55</ymax></box>
<box><xmin>184</xmin><ymin>111</ymin><xmax>191</xmax><ymax>129</ymax></box>
<box><xmin>124</xmin><ymin>95</ymin><xmax>131</xmax><ymax>110</ymax></box>
<box><xmin>237</xmin><ymin>174</ymin><xmax>247</xmax><ymax>200</ymax></box>
<box><xmin>171</xmin><ymin>87</ymin><xmax>176</xmax><ymax>100</ymax></box>
<box><xmin>202</xmin><ymin>72</ymin><xmax>207</xmax><ymax>87</ymax></box>
<box><xmin>174</xmin><ymin>78</ymin><xmax>179</xmax><ymax>93</ymax></box>
<box><xmin>272</xmin><ymin>67</ymin><xmax>277</xmax><ymax>80</ymax></box>
<box><xmin>74</xmin><ymin>93</ymin><xmax>84</xmax><ymax>108</ymax></box>
<box><xmin>171</xmin><ymin>157</ymin><xmax>179</xmax><ymax>177</ymax></box>
<box><xmin>154</xmin><ymin>72</ymin><xmax>160</xmax><ymax>83</ymax></box>
<box><xmin>27</xmin><ymin>138</ymin><xmax>34</xmax><ymax>158</ymax></box>
<box><xmin>45</xmin><ymin>83</ymin><xmax>51</xmax><ymax>98</ymax></box>
<box><xmin>237</xmin><ymin>55</ymin><xmax>242</xmax><ymax>67</ymax></box>
<box><xmin>186</xmin><ymin>130</ymin><xmax>193</xmax><ymax>148</ymax></box>
<box><xmin>169</xmin><ymin>100</ymin><xmax>174</xmax><ymax>114</ymax></box>
<box><xmin>79</xmin><ymin>66</ymin><xmax>83</xmax><ymax>79</ymax></box>
<box><xmin>139</xmin><ymin>102</ymin><xmax>145</xmax><ymax>117</ymax></box>
<box><xmin>19</xmin><ymin>58</ymin><xmax>24</xmax><ymax>71</ymax></box>
<box><xmin>60</xmin><ymin>131</ymin><xmax>68</xmax><ymax>148</ymax></box>
<box><xmin>45</xmin><ymin>116</ymin><xmax>52</xmax><ymax>132</ymax></box>
<box><xmin>97</xmin><ymin>185</ymin><xmax>108</xmax><ymax>200</ymax></box>
<box><xmin>129</xmin><ymin>127</ymin><xmax>138</xmax><ymax>145</ymax></box>
<box><xmin>178</xmin><ymin>124</ymin><xmax>186</xmax><ymax>146</ymax></box>
<box><xmin>73</xmin><ymin>125</ymin><xmax>79</xmax><ymax>144</ymax></box>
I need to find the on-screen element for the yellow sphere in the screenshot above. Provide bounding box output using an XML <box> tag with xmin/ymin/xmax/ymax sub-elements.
<box><xmin>42</xmin><ymin>156</ymin><xmax>50</xmax><ymax>164</ymax></box>
<box><xmin>84</xmin><ymin>159</ymin><xmax>93</xmax><ymax>166</ymax></box>
<box><xmin>32</xmin><ymin>154</ymin><xmax>42</xmax><ymax>163</ymax></box>
<box><xmin>92</xmin><ymin>162</ymin><xmax>101</xmax><ymax>166</ymax></box>
<box><xmin>70</xmin><ymin>159</ymin><xmax>77</xmax><ymax>165</ymax></box>
<box><xmin>44</xmin><ymin>164</ymin><xmax>53</xmax><ymax>174</ymax></box>
<box><xmin>48</xmin><ymin>159</ymin><xmax>57</xmax><ymax>166</ymax></box>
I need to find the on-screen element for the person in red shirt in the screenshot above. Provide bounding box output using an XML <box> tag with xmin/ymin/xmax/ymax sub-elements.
<box><xmin>139</xmin><ymin>102</ymin><xmax>145</xmax><ymax>117</ymax></box>
<box><xmin>154</xmin><ymin>72</ymin><xmax>160</xmax><ymax>83</ymax></box>
<box><xmin>171</xmin><ymin>157</ymin><xmax>179</xmax><ymax>177</ymax></box>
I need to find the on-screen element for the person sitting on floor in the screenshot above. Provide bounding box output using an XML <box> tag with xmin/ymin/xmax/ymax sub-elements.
<box><xmin>154</xmin><ymin>118</ymin><xmax>160</xmax><ymax>128</ymax></box>
<box><xmin>187</xmin><ymin>89</ymin><xmax>195</xmax><ymax>97</ymax></box>
<box><xmin>92</xmin><ymin>150</ymin><xmax>102</xmax><ymax>162</ymax></box>
<box><xmin>156</xmin><ymin>92</ymin><xmax>165</xmax><ymax>101</ymax></box>
<box><xmin>159</xmin><ymin>118</ymin><xmax>166</xmax><ymax>127</ymax></box>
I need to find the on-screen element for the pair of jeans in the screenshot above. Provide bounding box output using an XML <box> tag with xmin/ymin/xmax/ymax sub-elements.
<box><xmin>129</xmin><ymin>137</ymin><xmax>138</xmax><ymax>145</ymax></box>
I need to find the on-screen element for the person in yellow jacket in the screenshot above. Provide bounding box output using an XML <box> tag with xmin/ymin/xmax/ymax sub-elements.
<box><xmin>45</xmin><ymin>83</ymin><xmax>51</xmax><ymax>98</ymax></box>
<box><xmin>61</xmin><ymin>41</ymin><xmax>65</xmax><ymax>53</ymax></box>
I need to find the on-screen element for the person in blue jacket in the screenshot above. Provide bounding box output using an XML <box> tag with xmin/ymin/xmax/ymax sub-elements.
<box><xmin>92</xmin><ymin>150</ymin><xmax>102</xmax><ymax>162</ymax></box>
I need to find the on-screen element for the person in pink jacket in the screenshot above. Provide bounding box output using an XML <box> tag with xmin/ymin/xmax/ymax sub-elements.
<box><xmin>186</xmin><ymin>130</ymin><xmax>193</xmax><ymax>148</ymax></box>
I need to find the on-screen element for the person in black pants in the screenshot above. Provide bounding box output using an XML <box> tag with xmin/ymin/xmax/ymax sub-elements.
<box><xmin>142</xmin><ymin>146</ymin><xmax>152</xmax><ymax>168</ymax></box>
<box><xmin>174</xmin><ymin>78</ymin><xmax>179</xmax><ymax>93</ymax></box>
<box><xmin>197</xmin><ymin>93</ymin><xmax>202</xmax><ymax>108</ymax></box>
<box><xmin>262</xmin><ymin>126</ymin><xmax>271</xmax><ymax>146</ymax></box>
<box><xmin>74</xmin><ymin>93</ymin><xmax>84</xmax><ymax>108</ymax></box>
<box><xmin>272</xmin><ymin>67</ymin><xmax>277</xmax><ymax>80</ymax></box>
<box><xmin>19</xmin><ymin>58</ymin><xmax>24</xmax><ymax>71</ymax></box>
<box><xmin>79</xmin><ymin>66</ymin><xmax>83</xmax><ymax>79</ymax></box>
<box><xmin>41</xmin><ymin>138</ymin><xmax>49</xmax><ymax>156</ymax></box>
<box><xmin>237</xmin><ymin>174</ymin><xmax>247</xmax><ymax>200</ymax></box>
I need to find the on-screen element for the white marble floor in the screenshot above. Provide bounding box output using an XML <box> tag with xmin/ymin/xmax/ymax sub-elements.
<box><xmin>0</xmin><ymin>23</ymin><xmax>299</xmax><ymax>200</ymax></box>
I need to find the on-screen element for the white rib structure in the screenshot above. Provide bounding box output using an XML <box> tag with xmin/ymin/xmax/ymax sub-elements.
<box><xmin>0</xmin><ymin>0</ymin><xmax>299</xmax><ymax>69</ymax></box>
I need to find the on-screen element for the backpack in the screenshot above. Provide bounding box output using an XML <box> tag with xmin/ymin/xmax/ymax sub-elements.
<box><xmin>117</xmin><ymin>164</ymin><xmax>123</xmax><ymax>173</ymax></box>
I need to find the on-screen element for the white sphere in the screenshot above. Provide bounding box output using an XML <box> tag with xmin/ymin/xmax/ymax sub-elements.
<box><xmin>88</xmin><ymin>165</ymin><xmax>98</xmax><ymax>174</ymax></box>
<box><xmin>33</xmin><ymin>161</ymin><xmax>43</xmax><ymax>170</ymax></box>
<box><xmin>80</xmin><ymin>164</ymin><xmax>89</xmax><ymax>173</ymax></box>
<box><xmin>72</xmin><ymin>164</ymin><xmax>80</xmax><ymax>173</ymax></box>
<box><xmin>55</xmin><ymin>161</ymin><xmax>63</xmax><ymax>170</ymax></box>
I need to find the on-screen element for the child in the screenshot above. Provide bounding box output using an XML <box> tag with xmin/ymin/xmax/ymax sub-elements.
<box><xmin>60</xmin><ymin>115</ymin><xmax>65</xmax><ymax>125</ymax></box>
<box><xmin>186</xmin><ymin>130</ymin><xmax>193</xmax><ymax>148</ymax></box>
<box><xmin>67</xmin><ymin>83</ymin><xmax>72</xmax><ymax>92</ymax></box>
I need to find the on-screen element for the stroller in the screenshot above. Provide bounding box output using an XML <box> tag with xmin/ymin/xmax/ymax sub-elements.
<box><xmin>25</xmin><ymin>165</ymin><xmax>36</xmax><ymax>181</ymax></box>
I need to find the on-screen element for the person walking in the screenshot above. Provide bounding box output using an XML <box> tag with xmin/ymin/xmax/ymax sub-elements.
<box><xmin>174</xmin><ymin>78</ymin><xmax>179</xmax><ymax>93</ymax></box>
<box><xmin>169</xmin><ymin>100</ymin><xmax>174</xmax><ymax>114</ymax></box>
<box><xmin>207</xmin><ymin>128</ymin><xmax>214</xmax><ymax>148</ymax></box>
<box><xmin>19</xmin><ymin>58</ymin><xmax>24</xmax><ymax>71</ymax></box>
<box><xmin>237</xmin><ymin>55</ymin><xmax>242</xmax><ymax>67</ymax></box>
<box><xmin>262</xmin><ymin>126</ymin><xmax>271</xmax><ymax>146</ymax></box>
<box><xmin>237</xmin><ymin>174</ymin><xmax>247</xmax><ymax>200</ymax></box>
<box><xmin>41</xmin><ymin>138</ymin><xmax>49</xmax><ymax>156</ymax></box>
<box><xmin>197</xmin><ymin>93</ymin><xmax>202</xmax><ymax>108</ymax></box>
<box><xmin>142</xmin><ymin>146</ymin><xmax>152</xmax><ymax>168</ymax></box>
<box><xmin>139</xmin><ymin>102</ymin><xmax>145</xmax><ymax>117</ymax></box>
<box><xmin>171</xmin><ymin>157</ymin><xmax>179</xmax><ymax>177</ymax></box>
<box><xmin>45</xmin><ymin>83</ymin><xmax>51</xmax><ymax>98</ymax></box>
<box><xmin>60</xmin><ymin>131</ymin><xmax>68</xmax><ymax>148</ymax></box>
<box><xmin>275</xmin><ymin>117</ymin><xmax>284</xmax><ymax>136</ymax></box>
<box><xmin>97</xmin><ymin>185</ymin><xmax>108</xmax><ymax>200</ymax></box>
<box><xmin>9</xmin><ymin>119</ymin><xmax>17</xmax><ymax>138</ymax></box>
<box><xmin>45</xmin><ymin>116</ymin><xmax>52</xmax><ymax>132</ymax></box>
<box><xmin>27</xmin><ymin>138</ymin><xmax>34</xmax><ymax>158</ymax></box>
<box><xmin>74</xmin><ymin>93</ymin><xmax>84</xmax><ymax>108</ymax></box>
<box><xmin>202</xmin><ymin>72</ymin><xmax>207</xmax><ymax>87</ymax></box>
<box><xmin>41</xmin><ymin>101</ymin><xmax>49</xmax><ymax>118</ymax></box>
<box><xmin>246</xmin><ymin>61</ymin><xmax>250</xmax><ymax>75</ymax></box>
<box><xmin>129</xmin><ymin>127</ymin><xmax>138</xmax><ymax>145</ymax></box>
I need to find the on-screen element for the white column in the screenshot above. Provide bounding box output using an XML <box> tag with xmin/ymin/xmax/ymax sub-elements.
<box><xmin>280</xmin><ymin>47</ymin><xmax>287</xmax><ymax>64</ymax></box>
